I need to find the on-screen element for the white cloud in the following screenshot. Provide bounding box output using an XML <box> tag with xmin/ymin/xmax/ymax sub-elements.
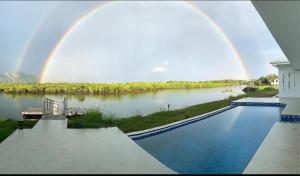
<box><xmin>163</xmin><ymin>61</ymin><xmax>168</xmax><ymax>65</ymax></box>
<box><xmin>152</xmin><ymin>66</ymin><xmax>166</xmax><ymax>72</ymax></box>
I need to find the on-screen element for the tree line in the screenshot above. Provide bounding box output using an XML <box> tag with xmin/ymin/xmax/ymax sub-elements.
<box><xmin>0</xmin><ymin>80</ymin><xmax>245</xmax><ymax>95</ymax></box>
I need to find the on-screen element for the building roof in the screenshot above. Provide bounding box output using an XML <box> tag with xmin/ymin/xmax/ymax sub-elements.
<box><xmin>251</xmin><ymin>1</ymin><xmax>300</xmax><ymax>70</ymax></box>
<box><xmin>270</xmin><ymin>55</ymin><xmax>290</xmax><ymax>67</ymax></box>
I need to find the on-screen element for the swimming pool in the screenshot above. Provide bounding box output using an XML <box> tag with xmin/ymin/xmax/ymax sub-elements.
<box><xmin>134</xmin><ymin>106</ymin><xmax>283</xmax><ymax>174</ymax></box>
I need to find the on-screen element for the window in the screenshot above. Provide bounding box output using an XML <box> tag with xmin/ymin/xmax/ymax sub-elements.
<box><xmin>288</xmin><ymin>72</ymin><xmax>291</xmax><ymax>90</ymax></box>
<box><xmin>282</xmin><ymin>73</ymin><xmax>285</xmax><ymax>91</ymax></box>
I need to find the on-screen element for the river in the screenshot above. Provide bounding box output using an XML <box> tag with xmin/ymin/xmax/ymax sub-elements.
<box><xmin>0</xmin><ymin>86</ymin><xmax>245</xmax><ymax>120</ymax></box>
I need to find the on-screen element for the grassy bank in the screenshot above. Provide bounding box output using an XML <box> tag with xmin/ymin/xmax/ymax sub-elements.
<box><xmin>68</xmin><ymin>86</ymin><xmax>278</xmax><ymax>133</ymax></box>
<box><xmin>0</xmin><ymin>80</ymin><xmax>244</xmax><ymax>95</ymax></box>
<box><xmin>0</xmin><ymin>119</ymin><xmax>38</xmax><ymax>143</ymax></box>
<box><xmin>67</xmin><ymin>109</ymin><xmax>119</xmax><ymax>129</ymax></box>
<box><xmin>242</xmin><ymin>86</ymin><xmax>278</xmax><ymax>93</ymax></box>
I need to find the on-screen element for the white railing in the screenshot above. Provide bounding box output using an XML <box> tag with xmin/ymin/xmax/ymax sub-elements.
<box><xmin>43</xmin><ymin>98</ymin><xmax>60</xmax><ymax>115</ymax></box>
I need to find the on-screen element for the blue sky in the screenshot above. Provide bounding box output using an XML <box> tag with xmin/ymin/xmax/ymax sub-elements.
<box><xmin>0</xmin><ymin>1</ymin><xmax>284</xmax><ymax>82</ymax></box>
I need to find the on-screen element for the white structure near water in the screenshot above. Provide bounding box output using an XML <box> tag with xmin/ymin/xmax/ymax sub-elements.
<box><xmin>271</xmin><ymin>56</ymin><xmax>300</xmax><ymax>98</ymax></box>
<box><xmin>252</xmin><ymin>1</ymin><xmax>300</xmax><ymax>98</ymax></box>
<box><xmin>242</xmin><ymin>1</ymin><xmax>300</xmax><ymax>174</ymax></box>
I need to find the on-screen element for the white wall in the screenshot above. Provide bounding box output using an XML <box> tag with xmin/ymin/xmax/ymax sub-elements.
<box><xmin>277</xmin><ymin>64</ymin><xmax>300</xmax><ymax>97</ymax></box>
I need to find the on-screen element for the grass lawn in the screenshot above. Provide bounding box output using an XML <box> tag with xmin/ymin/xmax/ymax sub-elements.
<box><xmin>68</xmin><ymin>86</ymin><xmax>279</xmax><ymax>133</ymax></box>
<box><xmin>0</xmin><ymin>119</ymin><xmax>38</xmax><ymax>143</ymax></box>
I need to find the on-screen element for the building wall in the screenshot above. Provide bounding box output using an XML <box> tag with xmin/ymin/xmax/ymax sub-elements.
<box><xmin>278</xmin><ymin>64</ymin><xmax>300</xmax><ymax>97</ymax></box>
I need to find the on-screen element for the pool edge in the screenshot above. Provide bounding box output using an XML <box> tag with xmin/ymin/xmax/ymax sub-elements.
<box><xmin>127</xmin><ymin>105</ymin><xmax>237</xmax><ymax>140</ymax></box>
<box><xmin>128</xmin><ymin>99</ymin><xmax>297</xmax><ymax>140</ymax></box>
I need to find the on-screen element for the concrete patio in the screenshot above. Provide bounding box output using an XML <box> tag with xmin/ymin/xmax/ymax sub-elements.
<box><xmin>244</xmin><ymin>122</ymin><xmax>300</xmax><ymax>174</ymax></box>
<box><xmin>0</xmin><ymin>120</ymin><xmax>175</xmax><ymax>174</ymax></box>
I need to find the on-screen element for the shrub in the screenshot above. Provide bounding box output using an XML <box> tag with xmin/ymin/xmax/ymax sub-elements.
<box><xmin>242</xmin><ymin>87</ymin><xmax>258</xmax><ymax>93</ymax></box>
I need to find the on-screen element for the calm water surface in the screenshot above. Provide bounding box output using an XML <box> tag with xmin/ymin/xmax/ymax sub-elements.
<box><xmin>0</xmin><ymin>86</ymin><xmax>245</xmax><ymax>120</ymax></box>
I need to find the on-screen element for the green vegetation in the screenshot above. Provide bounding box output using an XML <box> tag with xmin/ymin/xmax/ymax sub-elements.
<box><xmin>68</xmin><ymin>86</ymin><xmax>278</xmax><ymax>133</ymax></box>
<box><xmin>242</xmin><ymin>86</ymin><xmax>278</xmax><ymax>97</ymax></box>
<box><xmin>67</xmin><ymin>109</ymin><xmax>118</xmax><ymax>128</ymax></box>
<box><xmin>250</xmin><ymin>74</ymin><xmax>278</xmax><ymax>86</ymax></box>
<box><xmin>0</xmin><ymin>80</ymin><xmax>245</xmax><ymax>95</ymax></box>
<box><xmin>0</xmin><ymin>119</ymin><xmax>38</xmax><ymax>143</ymax></box>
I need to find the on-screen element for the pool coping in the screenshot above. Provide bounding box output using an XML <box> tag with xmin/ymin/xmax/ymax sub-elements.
<box><xmin>231</xmin><ymin>101</ymin><xmax>300</xmax><ymax>122</ymax></box>
<box><xmin>128</xmin><ymin>99</ymin><xmax>299</xmax><ymax>140</ymax></box>
<box><xmin>230</xmin><ymin>101</ymin><xmax>285</xmax><ymax>107</ymax></box>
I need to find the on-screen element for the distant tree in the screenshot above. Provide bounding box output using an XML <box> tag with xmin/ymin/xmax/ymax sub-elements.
<box><xmin>261</xmin><ymin>77</ymin><xmax>270</xmax><ymax>85</ymax></box>
<box><xmin>254</xmin><ymin>79</ymin><xmax>262</xmax><ymax>86</ymax></box>
<box><xmin>254</xmin><ymin>74</ymin><xmax>278</xmax><ymax>86</ymax></box>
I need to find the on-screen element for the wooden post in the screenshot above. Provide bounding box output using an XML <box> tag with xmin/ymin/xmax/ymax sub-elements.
<box><xmin>63</xmin><ymin>98</ymin><xmax>68</xmax><ymax>116</ymax></box>
<box><xmin>43</xmin><ymin>99</ymin><xmax>45</xmax><ymax>114</ymax></box>
<box><xmin>18</xmin><ymin>120</ymin><xmax>24</xmax><ymax>129</ymax></box>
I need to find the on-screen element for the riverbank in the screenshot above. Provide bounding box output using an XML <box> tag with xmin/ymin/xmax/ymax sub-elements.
<box><xmin>68</xmin><ymin>86</ymin><xmax>278</xmax><ymax>133</ymax></box>
<box><xmin>0</xmin><ymin>80</ymin><xmax>244</xmax><ymax>95</ymax></box>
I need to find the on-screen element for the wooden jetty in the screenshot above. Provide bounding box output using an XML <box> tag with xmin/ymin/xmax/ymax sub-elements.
<box><xmin>66</xmin><ymin>108</ymin><xmax>88</xmax><ymax>117</ymax></box>
<box><xmin>22</xmin><ymin>98</ymin><xmax>60</xmax><ymax>120</ymax></box>
<box><xmin>22</xmin><ymin>108</ymin><xmax>44</xmax><ymax>119</ymax></box>
<box><xmin>22</xmin><ymin>97</ymin><xmax>89</xmax><ymax>119</ymax></box>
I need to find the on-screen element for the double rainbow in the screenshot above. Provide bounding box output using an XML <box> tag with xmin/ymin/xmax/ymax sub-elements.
<box><xmin>16</xmin><ymin>1</ymin><xmax>250</xmax><ymax>82</ymax></box>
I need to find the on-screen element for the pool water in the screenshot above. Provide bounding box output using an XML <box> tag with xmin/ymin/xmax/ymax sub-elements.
<box><xmin>134</xmin><ymin>106</ymin><xmax>283</xmax><ymax>174</ymax></box>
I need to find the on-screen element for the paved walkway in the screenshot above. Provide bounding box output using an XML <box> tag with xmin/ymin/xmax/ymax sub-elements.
<box><xmin>0</xmin><ymin>120</ymin><xmax>175</xmax><ymax>174</ymax></box>
<box><xmin>232</xmin><ymin>97</ymin><xmax>279</xmax><ymax>104</ymax></box>
<box><xmin>244</xmin><ymin>122</ymin><xmax>300</xmax><ymax>174</ymax></box>
<box><xmin>41</xmin><ymin>114</ymin><xmax>66</xmax><ymax>120</ymax></box>
<box><xmin>280</xmin><ymin>97</ymin><xmax>300</xmax><ymax>116</ymax></box>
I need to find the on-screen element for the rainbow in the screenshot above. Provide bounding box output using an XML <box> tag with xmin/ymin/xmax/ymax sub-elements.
<box><xmin>15</xmin><ymin>5</ymin><xmax>57</xmax><ymax>75</ymax></box>
<box><xmin>39</xmin><ymin>1</ymin><xmax>250</xmax><ymax>83</ymax></box>
<box><xmin>184</xmin><ymin>1</ymin><xmax>249</xmax><ymax>81</ymax></box>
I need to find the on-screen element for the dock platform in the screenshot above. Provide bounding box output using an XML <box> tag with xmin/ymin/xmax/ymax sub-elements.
<box><xmin>22</xmin><ymin>108</ymin><xmax>44</xmax><ymax>119</ymax></box>
<box><xmin>41</xmin><ymin>115</ymin><xmax>65</xmax><ymax>120</ymax></box>
<box><xmin>66</xmin><ymin>108</ymin><xmax>88</xmax><ymax>117</ymax></box>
